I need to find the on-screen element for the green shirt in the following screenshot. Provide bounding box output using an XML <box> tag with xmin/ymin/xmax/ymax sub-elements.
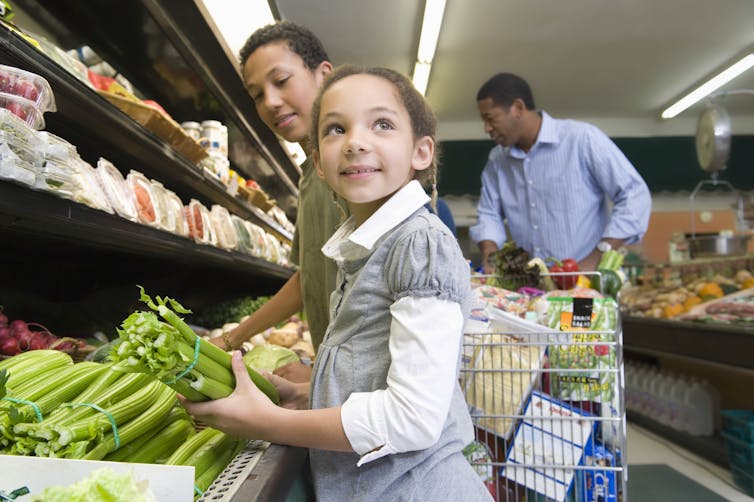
<box><xmin>290</xmin><ymin>157</ymin><xmax>346</xmax><ymax>351</ymax></box>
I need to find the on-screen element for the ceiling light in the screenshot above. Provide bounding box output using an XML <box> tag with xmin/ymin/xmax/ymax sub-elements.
<box><xmin>412</xmin><ymin>0</ymin><xmax>447</xmax><ymax>95</ymax></box>
<box><xmin>412</xmin><ymin>62</ymin><xmax>432</xmax><ymax>96</ymax></box>
<box><xmin>201</xmin><ymin>0</ymin><xmax>275</xmax><ymax>59</ymax></box>
<box><xmin>661</xmin><ymin>53</ymin><xmax>754</xmax><ymax>119</ymax></box>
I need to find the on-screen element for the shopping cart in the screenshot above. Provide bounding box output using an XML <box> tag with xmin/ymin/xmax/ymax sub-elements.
<box><xmin>461</xmin><ymin>274</ymin><xmax>627</xmax><ymax>502</ymax></box>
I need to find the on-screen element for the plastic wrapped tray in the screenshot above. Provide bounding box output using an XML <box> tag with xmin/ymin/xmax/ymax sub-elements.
<box><xmin>0</xmin><ymin>64</ymin><xmax>56</xmax><ymax>112</ymax></box>
<box><xmin>210</xmin><ymin>204</ymin><xmax>239</xmax><ymax>250</ymax></box>
<box><xmin>0</xmin><ymin>142</ymin><xmax>36</xmax><ymax>186</ymax></box>
<box><xmin>37</xmin><ymin>131</ymin><xmax>77</xmax><ymax>165</ymax></box>
<box><xmin>126</xmin><ymin>170</ymin><xmax>161</xmax><ymax>226</ymax></box>
<box><xmin>95</xmin><ymin>158</ymin><xmax>137</xmax><ymax>221</ymax></box>
<box><xmin>164</xmin><ymin>189</ymin><xmax>189</xmax><ymax>237</ymax></box>
<box><xmin>72</xmin><ymin>158</ymin><xmax>114</xmax><ymax>214</ymax></box>
<box><xmin>0</xmin><ymin>91</ymin><xmax>46</xmax><ymax>130</ymax></box>
<box><xmin>149</xmin><ymin>180</ymin><xmax>175</xmax><ymax>232</ymax></box>
<box><xmin>35</xmin><ymin>157</ymin><xmax>81</xmax><ymax>198</ymax></box>
<box><xmin>185</xmin><ymin>199</ymin><xmax>217</xmax><ymax>245</ymax></box>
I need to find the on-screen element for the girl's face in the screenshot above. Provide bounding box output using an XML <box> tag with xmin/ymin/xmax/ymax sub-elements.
<box><xmin>243</xmin><ymin>41</ymin><xmax>332</xmax><ymax>144</ymax></box>
<box><xmin>314</xmin><ymin>74</ymin><xmax>433</xmax><ymax>225</ymax></box>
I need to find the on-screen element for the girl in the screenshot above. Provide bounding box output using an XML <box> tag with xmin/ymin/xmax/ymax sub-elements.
<box><xmin>181</xmin><ymin>65</ymin><xmax>491</xmax><ymax>501</ymax></box>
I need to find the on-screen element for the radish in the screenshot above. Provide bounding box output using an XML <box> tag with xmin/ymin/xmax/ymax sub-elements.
<box><xmin>0</xmin><ymin>306</ymin><xmax>7</xmax><ymax>328</ymax></box>
<box><xmin>0</xmin><ymin>337</ymin><xmax>20</xmax><ymax>356</ymax></box>
<box><xmin>9</xmin><ymin>319</ymin><xmax>27</xmax><ymax>337</ymax></box>
<box><xmin>28</xmin><ymin>332</ymin><xmax>48</xmax><ymax>351</ymax></box>
<box><xmin>0</xmin><ymin>326</ymin><xmax>9</xmax><ymax>340</ymax></box>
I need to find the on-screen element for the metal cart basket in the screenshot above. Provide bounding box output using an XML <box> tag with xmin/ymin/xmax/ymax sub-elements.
<box><xmin>461</xmin><ymin>275</ymin><xmax>627</xmax><ymax>502</ymax></box>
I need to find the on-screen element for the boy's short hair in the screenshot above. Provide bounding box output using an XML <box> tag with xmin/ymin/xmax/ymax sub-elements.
<box><xmin>239</xmin><ymin>20</ymin><xmax>330</xmax><ymax>70</ymax></box>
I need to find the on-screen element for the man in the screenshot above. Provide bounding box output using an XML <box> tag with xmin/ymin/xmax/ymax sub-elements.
<box><xmin>470</xmin><ymin>73</ymin><xmax>651</xmax><ymax>272</ymax></box>
<box><xmin>210</xmin><ymin>21</ymin><xmax>342</xmax><ymax>382</ymax></box>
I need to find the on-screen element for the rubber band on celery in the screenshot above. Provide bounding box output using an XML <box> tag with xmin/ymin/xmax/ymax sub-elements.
<box><xmin>63</xmin><ymin>402</ymin><xmax>121</xmax><ymax>449</ymax></box>
<box><xmin>194</xmin><ymin>486</ymin><xmax>203</xmax><ymax>497</ymax></box>
<box><xmin>1</xmin><ymin>397</ymin><xmax>43</xmax><ymax>422</ymax></box>
<box><xmin>165</xmin><ymin>336</ymin><xmax>201</xmax><ymax>385</ymax></box>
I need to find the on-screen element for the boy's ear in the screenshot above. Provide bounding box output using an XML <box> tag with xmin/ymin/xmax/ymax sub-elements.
<box><xmin>317</xmin><ymin>61</ymin><xmax>334</xmax><ymax>79</ymax></box>
<box><xmin>411</xmin><ymin>136</ymin><xmax>434</xmax><ymax>172</ymax></box>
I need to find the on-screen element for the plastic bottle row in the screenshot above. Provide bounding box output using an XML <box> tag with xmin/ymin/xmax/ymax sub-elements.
<box><xmin>625</xmin><ymin>360</ymin><xmax>720</xmax><ymax>436</ymax></box>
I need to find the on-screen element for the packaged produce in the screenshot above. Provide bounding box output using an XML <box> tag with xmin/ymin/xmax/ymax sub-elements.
<box><xmin>0</xmin><ymin>64</ymin><xmax>56</xmax><ymax>112</ymax></box>
<box><xmin>0</xmin><ymin>91</ymin><xmax>46</xmax><ymax>130</ymax></box>
<box><xmin>34</xmin><ymin>157</ymin><xmax>81</xmax><ymax>198</ymax></box>
<box><xmin>209</xmin><ymin>204</ymin><xmax>238</xmax><ymax>250</ymax></box>
<box><xmin>0</xmin><ymin>107</ymin><xmax>39</xmax><ymax>147</ymax></box>
<box><xmin>184</xmin><ymin>199</ymin><xmax>216</xmax><ymax>245</ymax></box>
<box><xmin>199</xmin><ymin>150</ymin><xmax>229</xmax><ymax>184</ymax></box>
<box><xmin>230</xmin><ymin>215</ymin><xmax>253</xmax><ymax>254</ymax></box>
<box><xmin>265</xmin><ymin>233</ymin><xmax>286</xmax><ymax>264</ymax></box>
<box><xmin>0</xmin><ymin>138</ymin><xmax>36</xmax><ymax>186</ymax></box>
<box><xmin>148</xmin><ymin>180</ymin><xmax>175</xmax><ymax>232</ymax></box>
<box><xmin>244</xmin><ymin>221</ymin><xmax>271</xmax><ymax>260</ymax></box>
<box><xmin>36</xmin><ymin>131</ymin><xmax>76</xmax><ymax>165</ymax></box>
<box><xmin>125</xmin><ymin>170</ymin><xmax>161</xmax><ymax>226</ymax></box>
<box><xmin>163</xmin><ymin>189</ymin><xmax>189</xmax><ymax>237</ymax></box>
<box><xmin>32</xmin><ymin>35</ymin><xmax>94</xmax><ymax>89</ymax></box>
<box><xmin>71</xmin><ymin>159</ymin><xmax>114</xmax><ymax>213</ymax></box>
<box><xmin>95</xmin><ymin>158</ymin><xmax>137</xmax><ymax>221</ymax></box>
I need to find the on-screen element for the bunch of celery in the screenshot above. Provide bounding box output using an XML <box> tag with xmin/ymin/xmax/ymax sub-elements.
<box><xmin>166</xmin><ymin>426</ymin><xmax>245</xmax><ymax>495</ymax></box>
<box><xmin>11</xmin><ymin>365</ymin><xmax>176</xmax><ymax>459</ymax></box>
<box><xmin>110</xmin><ymin>287</ymin><xmax>279</xmax><ymax>403</ymax></box>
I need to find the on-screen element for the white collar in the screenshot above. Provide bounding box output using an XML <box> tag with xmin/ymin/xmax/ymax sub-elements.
<box><xmin>322</xmin><ymin>180</ymin><xmax>430</xmax><ymax>261</ymax></box>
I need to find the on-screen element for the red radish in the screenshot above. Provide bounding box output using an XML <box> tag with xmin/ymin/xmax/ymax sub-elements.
<box><xmin>0</xmin><ymin>327</ymin><xmax>9</xmax><ymax>339</ymax></box>
<box><xmin>9</xmin><ymin>319</ymin><xmax>27</xmax><ymax>337</ymax></box>
<box><xmin>0</xmin><ymin>306</ymin><xmax>7</xmax><ymax>328</ymax></box>
<box><xmin>16</xmin><ymin>329</ymin><xmax>33</xmax><ymax>351</ymax></box>
<box><xmin>0</xmin><ymin>337</ymin><xmax>20</xmax><ymax>356</ymax></box>
<box><xmin>28</xmin><ymin>332</ymin><xmax>48</xmax><ymax>351</ymax></box>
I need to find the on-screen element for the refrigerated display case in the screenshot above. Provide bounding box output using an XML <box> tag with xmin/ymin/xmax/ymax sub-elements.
<box><xmin>0</xmin><ymin>2</ymin><xmax>308</xmax><ymax>498</ymax></box>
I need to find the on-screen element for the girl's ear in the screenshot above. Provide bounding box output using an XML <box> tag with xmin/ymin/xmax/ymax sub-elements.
<box><xmin>313</xmin><ymin>151</ymin><xmax>326</xmax><ymax>180</ymax></box>
<box><xmin>411</xmin><ymin>136</ymin><xmax>434</xmax><ymax>172</ymax></box>
<box><xmin>316</xmin><ymin>61</ymin><xmax>334</xmax><ymax>81</ymax></box>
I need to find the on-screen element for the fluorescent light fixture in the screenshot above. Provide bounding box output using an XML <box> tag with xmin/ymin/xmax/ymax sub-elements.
<box><xmin>661</xmin><ymin>53</ymin><xmax>754</xmax><ymax>119</ymax></box>
<box><xmin>416</xmin><ymin>0</ymin><xmax>447</xmax><ymax>63</ymax></box>
<box><xmin>412</xmin><ymin>62</ymin><xmax>432</xmax><ymax>95</ymax></box>
<box><xmin>412</xmin><ymin>0</ymin><xmax>447</xmax><ymax>95</ymax></box>
<box><xmin>201</xmin><ymin>0</ymin><xmax>275</xmax><ymax>58</ymax></box>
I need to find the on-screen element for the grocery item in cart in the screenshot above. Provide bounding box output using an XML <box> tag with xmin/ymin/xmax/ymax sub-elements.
<box><xmin>125</xmin><ymin>170</ymin><xmax>161</xmax><ymax>226</ymax></box>
<box><xmin>502</xmin><ymin>391</ymin><xmax>596</xmax><ymax>502</ymax></box>
<box><xmin>462</xmin><ymin>306</ymin><xmax>550</xmax><ymax>440</ymax></box>
<box><xmin>210</xmin><ymin>204</ymin><xmax>239</xmax><ymax>250</ymax></box>
<box><xmin>95</xmin><ymin>158</ymin><xmax>137</xmax><ymax>221</ymax></box>
<box><xmin>544</xmin><ymin>296</ymin><xmax>619</xmax><ymax>404</ymax></box>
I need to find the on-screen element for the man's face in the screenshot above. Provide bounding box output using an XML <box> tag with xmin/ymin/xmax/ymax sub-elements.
<box><xmin>477</xmin><ymin>97</ymin><xmax>520</xmax><ymax>147</ymax></box>
<box><xmin>242</xmin><ymin>41</ymin><xmax>330</xmax><ymax>143</ymax></box>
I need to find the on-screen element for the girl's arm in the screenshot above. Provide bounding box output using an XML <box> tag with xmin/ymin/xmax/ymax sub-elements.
<box><xmin>180</xmin><ymin>352</ymin><xmax>353</xmax><ymax>452</ymax></box>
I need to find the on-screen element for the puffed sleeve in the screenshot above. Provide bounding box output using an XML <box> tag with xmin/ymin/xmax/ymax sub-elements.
<box><xmin>384</xmin><ymin>220</ymin><xmax>471</xmax><ymax>311</ymax></box>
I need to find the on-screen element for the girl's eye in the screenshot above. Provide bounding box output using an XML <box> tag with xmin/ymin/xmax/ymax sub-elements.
<box><xmin>251</xmin><ymin>92</ymin><xmax>263</xmax><ymax>103</ymax></box>
<box><xmin>275</xmin><ymin>76</ymin><xmax>290</xmax><ymax>88</ymax></box>
<box><xmin>374</xmin><ymin>119</ymin><xmax>393</xmax><ymax>131</ymax></box>
<box><xmin>323</xmin><ymin>124</ymin><xmax>344</xmax><ymax>136</ymax></box>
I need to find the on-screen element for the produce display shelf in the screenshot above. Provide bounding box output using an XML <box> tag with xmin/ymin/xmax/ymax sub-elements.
<box><xmin>198</xmin><ymin>440</ymin><xmax>269</xmax><ymax>502</ymax></box>
<box><xmin>0</xmin><ymin>23</ymin><xmax>292</xmax><ymax>243</ymax></box>
<box><xmin>0</xmin><ymin>180</ymin><xmax>293</xmax><ymax>281</ymax></box>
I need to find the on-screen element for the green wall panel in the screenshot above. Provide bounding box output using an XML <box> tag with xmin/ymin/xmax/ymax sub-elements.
<box><xmin>438</xmin><ymin>135</ymin><xmax>754</xmax><ymax>196</ymax></box>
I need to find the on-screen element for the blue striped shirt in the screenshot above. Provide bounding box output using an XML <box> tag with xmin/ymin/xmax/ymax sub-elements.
<box><xmin>469</xmin><ymin>111</ymin><xmax>651</xmax><ymax>262</ymax></box>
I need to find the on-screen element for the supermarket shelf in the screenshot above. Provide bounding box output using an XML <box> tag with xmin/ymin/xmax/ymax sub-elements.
<box><xmin>628</xmin><ymin>411</ymin><xmax>729</xmax><ymax>468</ymax></box>
<box><xmin>623</xmin><ymin>316</ymin><xmax>754</xmax><ymax>370</ymax></box>
<box><xmin>0</xmin><ymin>180</ymin><xmax>293</xmax><ymax>280</ymax></box>
<box><xmin>0</xmin><ymin>21</ymin><xmax>292</xmax><ymax>243</ymax></box>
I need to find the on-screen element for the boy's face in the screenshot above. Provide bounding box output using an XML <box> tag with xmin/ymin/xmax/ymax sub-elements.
<box><xmin>243</xmin><ymin>41</ymin><xmax>332</xmax><ymax>144</ymax></box>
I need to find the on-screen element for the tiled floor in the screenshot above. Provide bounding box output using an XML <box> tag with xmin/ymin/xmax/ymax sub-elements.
<box><xmin>628</xmin><ymin>422</ymin><xmax>754</xmax><ymax>501</ymax></box>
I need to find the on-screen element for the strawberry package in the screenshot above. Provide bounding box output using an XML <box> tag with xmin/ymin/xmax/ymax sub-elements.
<box><xmin>0</xmin><ymin>65</ymin><xmax>56</xmax><ymax>129</ymax></box>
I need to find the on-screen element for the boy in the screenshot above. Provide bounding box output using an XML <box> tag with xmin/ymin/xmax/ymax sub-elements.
<box><xmin>211</xmin><ymin>21</ymin><xmax>342</xmax><ymax>382</ymax></box>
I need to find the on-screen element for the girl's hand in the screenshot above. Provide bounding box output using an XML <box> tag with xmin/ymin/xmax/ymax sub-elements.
<box><xmin>178</xmin><ymin>351</ymin><xmax>278</xmax><ymax>439</ymax></box>
<box><xmin>263</xmin><ymin>371</ymin><xmax>310</xmax><ymax>410</ymax></box>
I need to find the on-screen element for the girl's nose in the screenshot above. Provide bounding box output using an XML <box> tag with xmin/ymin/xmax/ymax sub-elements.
<box><xmin>343</xmin><ymin>134</ymin><xmax>367</xmax><ymax>154</ymax></box>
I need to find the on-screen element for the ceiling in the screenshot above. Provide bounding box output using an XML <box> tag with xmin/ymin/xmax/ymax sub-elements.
<box><xmin>273</xmin><ymin>0</ymin><xmax>754</xmax><ymax>140</ymax></box>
